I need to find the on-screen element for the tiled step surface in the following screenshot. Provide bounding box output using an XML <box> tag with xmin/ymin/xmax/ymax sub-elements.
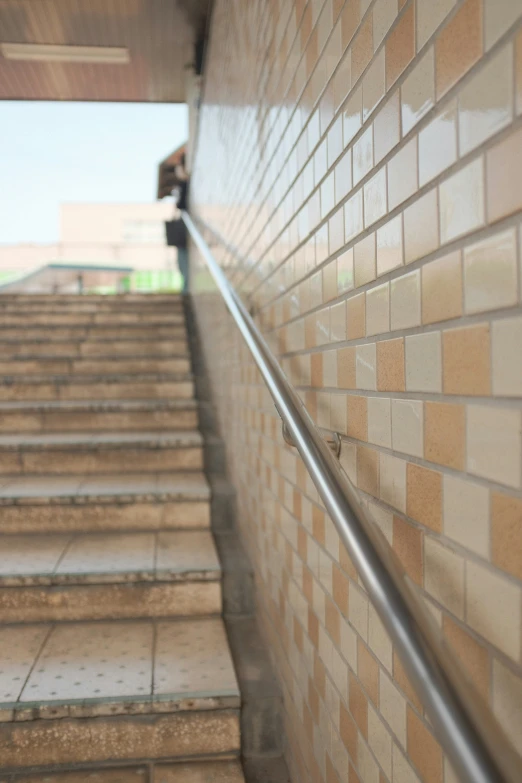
<box><xmin>0</xmin><ymin>430</ymin><xmax>203</xmax><ymax>474</ymax></box>
<box><xmin>0</xmin><ymin>374</ymin><xmax>194</xmax><ymax>401</ymax></box>
<box><xmin>0</xmin><ymin>313</ymin><xmax>185</xmax><ymax>327</ymax></box>
<box><xmin>0</xmin><ymin>760</ymin><xmax>245</xmax><ymax>782</ymax></box>
<box><xmin>0</xmin><ymin>531</ymin><xmax>221</xmax><ymax>621</ymax></box>
<box><xmin>0</xmin><ymin>339</ymin><xmax>189</xmax><ymax>358</ymax></box>
<box><xmin>0</xmin><ymin>326</ymin><xmax>186</xmax><ymax>340</ymax></box>
<box><xmin>0</xmin><ymin>619</ymin><xmax>240</xmax><ymax>769</ymax></box>
<box><xmin>0</xmin><ymin>472</ymin><xmax>210</xmax><ymax>534</ymax></box>
<box><xmin>0</xmin><ymin>399</ymin><xmax>198</xmax><ymax>432</ymax></box>
<box><xmin>0</xmin><ymin>355</ymin><xmax>191</xmax><ymax>375</ymax></box>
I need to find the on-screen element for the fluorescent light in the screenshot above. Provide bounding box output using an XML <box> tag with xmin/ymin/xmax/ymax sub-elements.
<box><xmin>0</xmin><ymin>43</ymin><xmax>130</xmax><ymax>64</ymax></box>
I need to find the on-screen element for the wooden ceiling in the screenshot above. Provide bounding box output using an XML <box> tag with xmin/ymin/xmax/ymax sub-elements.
<box><xmin>0</xmin><ymin>0</ymin><xmax>208</xmax><ymax>102</ymax></box>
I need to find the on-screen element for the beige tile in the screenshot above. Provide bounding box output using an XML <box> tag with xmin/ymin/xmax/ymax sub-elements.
<box><xmin>335</xmin><ymin>149</ymin><xmax>352</xmax><ymax>204</ymax></box>
<box><xmin>401</xmin><ymin>47</ymin><xmax>435</xmax><ymax>135</ymax></box>
<box><xmin>347</xmin><ymin>395</ymin><xmax>368</xmax><ymax>441</ymax></box>
<box><xmin>323</xmin><ymin>260</ymin><xmax>339</xmax><ymax>303</ymax></box>
<box><xmin>491</xmin><ymin>492</ymin><xmax>522</xmax><ymax>580</ymax></box>
<box><xmin>343</xmin><ymin>85</ymin><xmax>362</xmax><ymax>146</ymax></box>
<box><xmin>443</xmin><ymin>323</ymin><xmax>491</xmax><ymax>396</ymax></box>
<box><xmin>380</xmin><ymin>452</ymin><xmax>406</xmax><ymax>512</ymax></box>
<box><xmin>331</xmin><ymin>393</ymin><xmax>348</xmax><ymax>433</ymax></box>
<box><xmin>486</xmin><ymin>127</ymin><xmax>522</xmax><ymax>223</ymax></box>
<box><xmin>424</xmin><ymin>537</ymin><xmax>465</xmax><ymax>617</ymax></box>
<box><xmin>330</xmin><ymin>302</ymin><xmax>347</xmax><ymax>344</ymax></box>
<box><xmin>338</xmin><ymin>347</ymin><xmax>356</xmax><ymax>389</ymax></box>
<box><xmin>377</xmin><ymin>215</ymin><xmax>403</xmax><ymax>277</ymax></box>
<box><xmin>356</xmin><ymin>343</ymin><xmax>377</xmax><ymax>391</ymax></box>
<box><xmin>368</xmin><ymin>705</ymin><xmax>392</xmax><ymax>778</ymax></box>
<box><xmin>406</xmin><ymin>463</ymin><xmax>442</xmax><ymax>532</ymax></box>
<box><xmin>405</xmin><ymin>331</ymin><xmax>442</xmax><ymax>392</ymax></box>
<box><xmin>354</xmin><ymin>233</ymin><xmax>376</xmax><ymax>287</ymax></box>
<box><xmin>368</xmin><ymin>603</ymin><xmax>392</xmax><ymax>672</ymax></box>
<box><xmin>353</xmin><ymin>126</ymin><xmax>374</xmax><ymax>184</ymax></box>
<box><xmin>374</xmin><ymin>91</ymin><xmax>400</xmax><ymax>163</ymax></box>
<box><xmin>404</xmin><ymin>188</ymin><xmax>439</xmax><ymax>265</ymax></box>
<box><xmin>443</xmin><ymin>616</ymin><xmax>490</xmax><ymax>701</ymax></box>
<box><xmin>364</xmin><ymin>167</ymin><xmax>388</xmax><ymax>227</ymax></box>
<box><xmin>338</xmin><ymin>248</ymin><xmax>355</xmax><ymax>294</ymax></box>
<box><xmin>416</xmin><ymin>0</ymin><xmax>456</xmax><ymax>50</ymax></box>
<box><xmin>347</xmin><ymin>293</ymin><xmax>366</xmax><ymax>339</ymax></box>
<box><xmin>368</xmin><ymin>396</ymin><xmax>391</xmax><ymax>448</ymax></box>
<box><xmin>439</xmin><ymin>157</ymin><xmax>485</xmax><ymax>244</ymax></box>
<box><xmin>484</xmin><ymin>0</ymin><xmax>522</xmax><ymax>50</ymax></box>
<box><xmin>386</xmin><ymin>2</ymin><xmax>415</xmax><ymax>88</ymax></box>
<box><xmin>424</xmin><ymin>401</ymin><xmax>465</xmax><ymax>471</ymax></box>
<box><xmin>464</xmin><ymin>228</ymin><xmax>517</xmax><ymax>314</ymax></box>
<box><xmin>349</xmin><ymin>583</ymin><xmax>369</xmax><ymax>641</ymax></box>
<box><xmin>344</xmin><ymin>189</ymin><xmax>364</xmax><ymax>242</ymax></box>
<box><xmin>407</xmin><ymin>707</ymin><xmax>443</xmax><ymax>783</ymax></box>
<box><xmin>387</xmin><ymin>138</ymin><xmax>418</xmax><ymax>211</ymax></box>
<box><xmin>362</xmin><ymin>48</ymin><xmax>385</xmax><ymax>120</ymax></box>
<box><xmin>492</xmin><ymin>316</ymin><xmax>522</xmax><ymax>396</ymax></box>
<box><xmin>392</xmin><ymin>744</ymin><xmax>421</xmax><ymax>783</ymax></box>
<box><xmin>421</xmin><ymin>251</ymin><xmax>462</xmax><ymax>325</ymax></box>
<box><xmin>467</xmin><ymin>404</ymin><xmax>521</xmax><ymax>488</ymax></box>
<box><xmin>390</xmin><ymin>270</ymin><xmax>420</xmax><ymax>331</ymax></box>
<box><xmin>459</xmin><ymin>45</ymin><xmax>513</xmax><ymax>156</ymax></box>
<box><xmin>358</xmin><ymin>732</ymin><xmax>380</xmax><ymax>782</ymax></box>
<box><xmin>444</xmin><ymin>475</ymin><xmax>489</xmax><ymax>558</ymax></box>
<box><xmin>418</xmin><ymin>100</ymin><xmax>457</xmax><ymax>186</ymax></box>
<box><xmin>380</xmin><ymin>674</ymin><xmax>406</xmax><ymax>748</ymax></box>
<box><xmin>377</xmin><ymin>337</ymin><xmax>405</xmax><ymax>391</ymax></box>
<box><xmin>466</xmin><ymin>560</ymin><xmax>521</xmax><ymax>661</ymax></box>
<box><xmin>373</xmin><ymin>0</ymin><xmax>398</xmax><ymax>49</ymax></box>
<box><xmin>351</xmin><ymin>13</ymin><xmax>373</xmax><ymax>84</ymax></box>
<box><xmin>324</xmin><ymin>350</ymin><xmax>338</xmax><ymax>387</ymax></box>
<box><xmin>366</xmin><ymin>282</ymin><xmax>390</xmax><ymax>336</ymax></box>
<box><xmin>392</xmin><ymin>399</ymin><xmax>423</xmax><ymax>458</ymax></box>
<box><xmin>492</xmin><ymin>659</ymin><xmax>522</xmax><ymax>756</ymax></box>
<box><xmin>435</xmin><ymin>0</ymin><xmax>483</xmax><ymax>97</ymax></box>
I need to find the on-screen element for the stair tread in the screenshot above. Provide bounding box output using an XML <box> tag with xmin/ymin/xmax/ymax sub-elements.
<box><xmin>0</xmin><ymin>471</ymin><xmax>209</xmax><ymax>503</ymax></box>
<box><xmin>0</xmin><ymin>398</ymin><xmax>197</xmax><ymax>411</ymax></box>
<box><xmin>0</xmin><ymin>430</ymin><xmax>202</xmax><ymax>450</ymax></box>
<box><xmin>0</xmin><ymin>617</ymin><xmax>239</xmax><ymax>715</ymax></box>
<box><xmin>0</xmin><ymin>531</ymin><xmax>220</xmax><ymax>584</ymax></box>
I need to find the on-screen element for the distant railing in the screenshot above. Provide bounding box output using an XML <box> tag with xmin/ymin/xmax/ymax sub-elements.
<box><xmin>182</xmin><ymin>210</ymin><xmax>522</xmax><ymax>783</ymax></box>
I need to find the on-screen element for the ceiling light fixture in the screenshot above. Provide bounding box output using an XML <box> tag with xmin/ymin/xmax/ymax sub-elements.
<box><xmin>0</xmin><ymin>43</ymin><xmax>130</xmax><ymax>64</ymax></box>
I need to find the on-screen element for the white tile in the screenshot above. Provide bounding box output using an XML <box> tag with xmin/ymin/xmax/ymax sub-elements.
<box><xmin>405</xmin><ymin>332</ymin><xmax>442</xmax><ymax>392</ymax></box>
<box><xmin>367</xmin><ymin>397</ymin><xmax>391</xmax><ymax>448</ymax></box>
<box><xmin>443</xmin><ymin>476</ymin><xmax>489</xmax><ymax>558</ymax></box>
<box><xmin>467</xmin><ymin>561</ymin><xmax>521</xmax><ymax>661</ymax></box>
<box><xmin>391</xmin><ymin>399</ymin><xmax>423</xmax><ymax>457</ymax></box>
<box><xmin>492</xmin><ymin>316</ymin><xmax>522</xmax><ymax>396</ymax></box>
<box><xmin>424</xmin><ymin>537</ymin><xmax>465</xmax><ymax>618</ymax></box>
<box><xmin>467</xmin><ymin>405</ymin><xmax>522</xmax><ymax>488</ymax></box>
<box><xmin>390</xmin><ymin>270</ymin><xmax>421</xmax><ymax>331</ymax></box>
<box><xmin>366</xmin><ymin>282</ymin><xmax>390</xmax><ymax>336</ymax></box>
<box><xmin>356</xmin><ymin>343</ymin><xmax>377</xmax><ymax>390</ymax></box>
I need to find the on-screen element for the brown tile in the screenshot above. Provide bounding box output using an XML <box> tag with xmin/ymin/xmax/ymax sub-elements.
<box><xmin>294</xmin><ymin>617</ymin><xmax>304</xmax><ymax>652</ymax></box>
<box><xmin>393</xmin><ymin>650</ymin><xmax>422</xmax><ymax>711</ymax></box>
<box><xmin>407</xmin><ymin>707</ymin><xmax>443</xmax><ymax>783</ymax></box>
<box><xmin>357</xmin><ymin>445</ymin><xmax>380</xmax><ymax>497</ymax></box>
<box><xmin>326</xmin><ymin>595</ymin><xmax>341</xmax><ymax>645</ymax></box>
<box><xmin>333</xmin><ymin>563</ymin><xmax>349</xmax><ymax>615</ymax></box>
<box><xmin>442</xmin><ymin>616</ymin><xmax>490</xmax><ymax>700</ymax></box>
<box><xmin>376</xmin><ymin>338</ymin><xmax>405</xmax><ymax>392</ymax></box>
<box><xmin>313</xmin><ymin>505</ymin><xmax>326</xmax><ymax>546</ymax></box>
<box><xmin>311</xmin><ymin>353</ymin><xmax>323</xmax><ymax>387</ymax></box>
<box><xmin>347</xmin><ymin>395</ymin><xmax>368</xmax><ymax>441</ymax></box>
<box><xmin>424</xmin><ymin>401</ymin><xmax>465</xmax><ymax>470</ymax></box>
<box><xmin>314</xmin><ymin>653</ymin><xmax>326</xmax><ymax>699</ymax></box>
<box><xmin>349</xmin><ymin>672</ymin><xmax>368</xmax><ymax>738</ymax></box>
<box><xmin>303</xmin><ymin>568</ymin><xmax>313</xmax><ymax>603</ymax></box>
<box><xmin>386</xmin><ymin>2</ymin><xmax>415</xmax><ymax>88</ymax></box>
<box><xmin>338</xmin><ymin>347</ymin><xmax>356</xmax><ymax>388</ymax></box>
<box><xmin>347</xmin><ymin>293</ymin><xmax>366</xmax><ymax>339</ymax></box>
<box><xmin>357</xmin><ymin>639</ymin><xmax>379</xmax><ymax>706</ymax></box>
<box><xmin>406</xmin><ymin>463</ymin><xmax>442</xmax><ymax>532</ymax></box>
<box><xmin>487</xmin><ymin>127</ymin><xmax>522</xmax><ymax>223</ymax></box>
<box><xmin>326</xmin><ymin>752</ymin><xmax>341</xmax><ymax>783</ymax></box>
<box><xmin>340</xmin><ymin>0</ymin><xmax>361</xmax><ymax>49</ymax></box>
<box><xmin>340</xmin><ymin>701</ymin><xmax>358</xmax><ymax>760</ymax></box>
<box><xmin>393</xmin><ymin>515</ymin><xmax>423</xmax><ymax>585</ymax></box>
<box><xmin>352</xmin><ymin>14</ymin><xmax>373</xmax><ymax>84</ymax></box>
<box><xmin>443</xmin><ymin>323</ymin><xmax>491</xmax><ymax>396</ymax></box>
<box><xmin>298</xmin><ymin>527</ymin><xmax>308</xmax><ymax>561</ymax></box>
<box><xmin>436</xmin><ymin>0</ymin><xmax>483</xmax><ymax>97</ymax></box>
<box><xmin>309</xmin><ymin>677</ymin><xmax>320</xmax><ymax>724</ymax></box>
<box><xmin>421</xmin><ymin>251</ymin><xmax>462</xmax><ymax>325</ymax></box>
<box><xmin>492</xmin><ymin>492</ymin><xmax>522</xmax><ymax>581</ymax></box>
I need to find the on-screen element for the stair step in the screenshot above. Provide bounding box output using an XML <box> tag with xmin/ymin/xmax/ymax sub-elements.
<box><xmin>0</xmin><ymin>759</ymin><xmax>246</xmax><ymax>782</ymax></box>
<box><xmin>0</xmin><ymin>326</ymin><xmax>186</xmax><ymax>340</ymax></box>
<box><xmin>0</xmin><ymin>399</ymin><xmax>198</xmax><ymax>432</ymax></box>
<box><xmin>0</xmin><ymin>339</ymin><xmax>188</xmax><ymax>358</ymax></box>
<box><xmin>0</xmin><ymin>356</ymin><xmax>191</xmax><ymax>375</ymax></box>
<box><xmin>0</xmin><ymin>531</ymin><xmax>221</xmax><ymax>622</ymax></box>
<box><xmin>0</xmin><ymin>430</ymin><xmax>203</xmax><ymax>474</ymax></box>
<box><xmin>0</xmin><ymin>472</ymin><xmax>210</xmax><ymax>534</ymax></box>
<box><xmin>0</xmin><ymin>373</ymin><xmax>194</xmax><ymax>401</ymax></box>
<box><xmin>0</xmin><ymin>313</ymin><xmax>185</xmax><ymax>326</ymax></box>
<box><xmin>0</xmin><ymin>618</ymin><xmax>240</xmax><ymax>769</ymax></box>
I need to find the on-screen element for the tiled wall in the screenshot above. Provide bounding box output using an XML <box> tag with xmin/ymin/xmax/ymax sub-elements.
<box><xmin>191</xmin><ymin>1</ymin><xmax>522</xmax><ymax>781</ymax></box>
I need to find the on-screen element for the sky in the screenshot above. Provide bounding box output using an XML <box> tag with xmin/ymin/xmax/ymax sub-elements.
<box><xmin>0</xmin><ymin>101</ymin><xmax>188</xmax><ymax>244</ymax></box>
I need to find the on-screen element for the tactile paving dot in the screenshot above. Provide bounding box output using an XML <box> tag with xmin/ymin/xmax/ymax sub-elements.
<box><xmin>0</xmin><ymin>626</ymin><xmax>49</xmax><ymax>702</ymax></box>
<box><xmin>20</xmin><ymin>622</ymin><xmax>153</xmax><ymax>703</ymax></box>
<box><xmin>154</xmin><ymin>619</ymin><xmax>239</xmax><ymax>697</ymax></box>
<box><xmin>57</xmin><ymin>534</ymin><xmax>155</xmax><ymax>575</ymax></box>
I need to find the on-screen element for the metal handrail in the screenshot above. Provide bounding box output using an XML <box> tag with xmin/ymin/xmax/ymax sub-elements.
<box><xmin>182</xmin><ymin>210</ymin><xmax>522</xmax><ymax>783</ymax></box>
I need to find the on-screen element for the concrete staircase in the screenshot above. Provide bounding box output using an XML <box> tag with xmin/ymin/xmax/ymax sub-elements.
<box><xmin>0</xmin><ymin>295</ymin><xmax>244</xmax><ymax>782</ymax></box>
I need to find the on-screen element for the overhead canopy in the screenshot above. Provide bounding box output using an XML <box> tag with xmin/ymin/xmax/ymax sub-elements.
<box><xmin>0</xmin><ymin>0</ymin><xmax>211</xmax><ymax>102</ymax></box>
